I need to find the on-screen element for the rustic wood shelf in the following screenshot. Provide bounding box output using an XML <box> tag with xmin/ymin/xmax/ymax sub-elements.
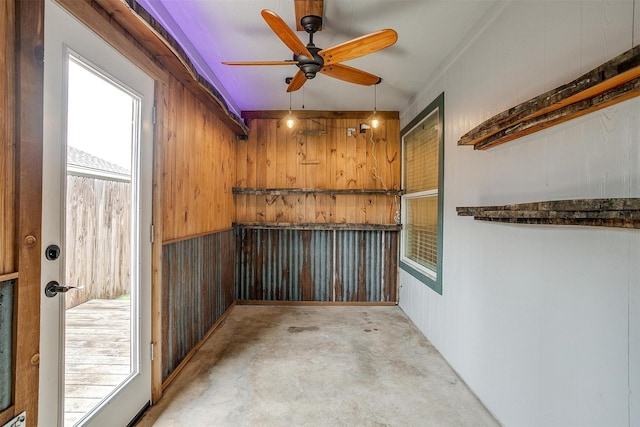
<box><xmin>0</xmin><ymin>272</ymin><xmax>19</xmax><ymax>282</ymax></box>
<box><xmin>457</xmin><ymin>198</ymin><xmax>640</xmax><ymax>229</ymax></box>
<box><xmin>234</xmin><ymin>222</ymin><xmax>402</xmax><ymax>231</ymax></box>
<box><xmin>233</xmin><ymin>187</ymin><xmax>402</xmax><ymax>196</ymax></box>
<box><xmin>458</xmin><ymin>45</ymin><xmax>640</xmax><ymax>150</ymax></box>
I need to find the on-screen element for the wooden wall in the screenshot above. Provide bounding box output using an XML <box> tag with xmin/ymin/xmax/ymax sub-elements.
<box><xmin>0</xmin><ymin>6</ymin><xmax>16</xmax><ymax>406</ymax></box>
<box><xmin>162</xmin><ymin>76</ymin><xmax>237</xmax><ymax>242</ymax></box>
<box><xmin>159</xmin><ymin>74</ymin><xmax>239</xmax><ymax>385</ymax></box>
<box><xmin>236</xmin><ymin>114</ymin><xmax>401</xmax><ymax>225</ymax></box>
<box><xmin>1</xmin><ymin>8</ymin><xmax>18</xmax><ymax>413</ymax></box>
<box><xmin>1</xmin><ymin>0</ymin><xmax>45</xmax><ymax>423</ymax></box>
<box><xmin>0</xmin><ymin>0</ymin><xmax>15</xmax><ymax>277</ymax></box>
<box><xmin>234</xmin><ymin>113</ymin><xmax>401</xmax><ymax>304</ymax></box>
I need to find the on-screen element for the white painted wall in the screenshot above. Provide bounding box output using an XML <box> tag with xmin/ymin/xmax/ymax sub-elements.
<box><xmin>398</xmin><ymin>1</ymin><xmax>640</xmax><ymax>426</ymax></box>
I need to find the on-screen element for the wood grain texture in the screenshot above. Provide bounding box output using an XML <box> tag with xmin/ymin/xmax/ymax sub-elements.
<box><xmin>459</xmin><ymin>45</ymin><xmax>640</xmax><ymax>150</ymax></box>
<box><xmin>162</xmin><ymin>76</ymin><xmax>237</xmax><ymax>242</ymax></box>
<box><xmin>242</xmin><ymin>110</ymin><xmax>398</xmax><ymax>120</ymax></box>
<box><xmin>55</xmin><ymin>0</ymin><xmax>167</xmax><ymax>82</ymax></box>
<box><xmin>233</xmin><ymin>188</ymin><xmax>401</xmax><ymax>195</ymax></box>
<box><xmin>320</xmin><ymin>63</ymin><xmax>381</xmax><ymax>86</ymax></box>
<box><xmin>294</xmin><ymin>0</ymin><xmax>323</xmax><ymax>31</ymax></box>
<box><xmin>320</xmin><ymin>29</ymin><xmax>398</xmax><ymax>65</ymax></box>
<box><xmin>14</xmin><ymin>0</ymin><xmax>44</xmax><ymax>421</ymax></box>
<box><xmin>261</xmin><ymin>9</ymin><xmax>312</xmax><ymax>58</ymax></box>
<box><xmin>473</xmin><ymin>78</ymin><xmax>640</xmax><ymax>150</ymax></box>
<box><xmin>64</xmin><ymin>299</ymin><xmax>131</xmax><ymax>426</ymax></box>
<box><xmin>151</xmin><ymin>82</ymin><xmax>165</xmax><ymax>404</ymax></box>
<box><xmin>64</xmin><ymin>176</ymin><xmax>132</xmax><ymax>309</ymax></box>
<box><xmin>0</xmin><ymin>407</ymin><xmax>14</xmax><ymax>426</ymax></box>
<box><xmin>236</xmin><ymin>116</ymin><xmax>401</xmax><ymax>225</ymax></box>
<box><xmin>457</xmin><ymin>198</ymin><xmax>640</xmax><ymax>229</ymax></box>
<box><xmin>0</xmin><ymin>0</ymin><xmax>15</xmax><ymax>277</ymax></box>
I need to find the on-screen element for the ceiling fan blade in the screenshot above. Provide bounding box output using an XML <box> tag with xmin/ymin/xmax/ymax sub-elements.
<box><xmin>319</xmin><ymin>29</ymin><xmax>398</xmax><ymax>64</ymax></box>
<box><xmin>222</xmin><ymin>60</ymin><xmax>297</xmax><ymax>66</ymax></box>
<box><xmin>320</xmin><ymin>64</ymin><xmax>381</xmax><ymax>86</ymax></box>
<box><xmin>287</xmin><ymin>70</ymin><xmax>307</xmax><ymax>92</ymax></box>
<box><xmin>261</xmin><ymin>9</ymin><xmax>313</xmax><ymax>58</ymax></box>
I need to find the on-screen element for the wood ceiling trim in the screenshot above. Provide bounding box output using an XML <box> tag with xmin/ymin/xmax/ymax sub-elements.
<box><xmin>88</xmin><ymin>0</ymin><xmax>248</xmax><ymax>135</ymax></box>
<box><xmin>294</xmin><ymin>0</ymin><xmax>323</xmax><ymax>31</ymax></box>
<box><xmin>241</xmin><ymin>110</ymin><xmax>399</xmax><ymax>120</ymax></box>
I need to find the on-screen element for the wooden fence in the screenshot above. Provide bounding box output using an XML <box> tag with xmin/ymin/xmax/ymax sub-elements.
<box><xmin>64</xmin><ymin>174</ymin><xmax>131</xmax><ymax>309</ymax></box>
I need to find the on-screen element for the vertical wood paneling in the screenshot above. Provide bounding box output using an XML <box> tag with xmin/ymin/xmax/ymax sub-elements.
<box><xmin>246</xmin><ymin>119</ymin><xmax>257</xmax><ymax>189</ymax></box>
<box><xmin>162</xmin><ymin>76</ymin><xmax>236</xmax><ymax>242</ymax></box>
<box><xmin>236</xmin><ymin>228</ymin><xmax>397</xmax><ymax>303</ymax></box>
<box><xmin>235</xmin><ymin>116</ymin><xmax>401</xmax><ymax>225</ymax></box>
<box><xmin>14</xmin><ymin>0</ymin><xmax>44</xmax><ymax>421</ymax></box>
<box><xmin>151</xmin><ymin>81</ymin><xmax>166</xmax><ymax>404</ymax></box>
<box><xmin>0</xmin><ymin>0</ymin><xmax>15</xmax><ymax>276</ymax></box>
<box><xmin>161</xmin><ymin>230</ymin><xmax>235</xmax><ymax>381</ymax></box>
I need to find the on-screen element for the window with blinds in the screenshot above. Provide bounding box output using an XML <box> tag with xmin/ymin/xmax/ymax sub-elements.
<box><xmin>401</xmin><ymin>93</ymin><xmax>444</xmax><ymax>293</ymax></box>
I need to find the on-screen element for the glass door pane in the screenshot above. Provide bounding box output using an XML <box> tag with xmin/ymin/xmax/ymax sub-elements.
<box><xmin>63</xmin><ymin>55</ymin><xmax>140</xmax><ymax>426</ymax></box>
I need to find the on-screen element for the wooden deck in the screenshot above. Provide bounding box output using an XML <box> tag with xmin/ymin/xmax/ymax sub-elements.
<box><xmin>64</xmin><ymin>299</ymin><xmax>131</xmax><ymax>426</ymax></box>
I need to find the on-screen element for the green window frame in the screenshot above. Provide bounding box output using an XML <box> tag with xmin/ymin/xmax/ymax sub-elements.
<box><xmin>400</xmin><ymin>92</ymin><xmax>444</xmax><ymax>294</ymax></box>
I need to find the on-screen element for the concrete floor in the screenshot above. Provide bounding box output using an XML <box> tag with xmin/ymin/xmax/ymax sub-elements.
<box><xmin>137</xmin><ymin>305</ymin><xmax>499</xmax><ymax>427</ymax></box>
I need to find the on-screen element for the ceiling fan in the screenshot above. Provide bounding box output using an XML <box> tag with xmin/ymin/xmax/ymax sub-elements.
<box><xmin>222</xmin><ymin>9</ymin><xmax>398</xmax><ymax>92</ymax></box>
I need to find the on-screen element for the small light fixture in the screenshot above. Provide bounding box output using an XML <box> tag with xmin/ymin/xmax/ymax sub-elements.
<box><xmin>284</xmin><ymin>90</ymin><xmax>297</xmax><ymax>129</ymax></box>
<box><xmin>371</xmin><ymin>115</ymin><xmax>380</xmax><ymax>129</ymax></box>
<box><xmin>285</xmin><ymin>113</ymin><xmax>296</xmax><ymax>129</ymax></box>
<box><xmin>368</xmin><ymin>83</ymin><xmax>380</xmax><ymax>128</ymax></box>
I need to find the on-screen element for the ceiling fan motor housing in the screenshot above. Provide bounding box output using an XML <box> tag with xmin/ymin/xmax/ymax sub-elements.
<box><xmin>295</xmin><ymin>46</ymin><xmax>324</xmax><ymax>79</ymax></box>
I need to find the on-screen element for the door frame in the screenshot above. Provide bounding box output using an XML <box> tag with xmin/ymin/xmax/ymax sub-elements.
<box><xmin>41</xmin><ymin>1</ymin><xmax>157</xmax><ymax>424</ymax></box>
<box><xmin>49</xmin><ymin>0</ymin><xmax>168</xmax><ymax>406</ymax></box>
<box><xmin>3</xmin><ymin>1</ymin><xmax>165</xmax><ymax>424</ymax></box>
<box><xmin>6</xmin><ymin>0</ymin><xmax>45</xmax><ymax>424</ymax></box>
<box><xmin>40</xmin><ymin>0</ymin><xmax>168</xmax><ymax>416</ymax></box>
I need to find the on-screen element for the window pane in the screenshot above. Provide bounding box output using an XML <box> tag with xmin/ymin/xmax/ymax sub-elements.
<box><xmin>404</xmin><ymin>196</ymin><xmax>438</xmax><ymax>271</ymax></box>
<box><xmin>404</xmin><ymin>110</ymin><xmax>439</xmax><ymax>193</ymax></box>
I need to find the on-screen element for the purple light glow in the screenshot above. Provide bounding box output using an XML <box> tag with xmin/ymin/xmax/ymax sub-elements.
<box><xmin>135</xmin><ymin>0</ymin><xmax>243</xmax><ymax>116</ymax></box>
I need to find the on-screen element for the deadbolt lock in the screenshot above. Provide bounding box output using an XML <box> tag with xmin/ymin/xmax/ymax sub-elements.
<box><xmin>45</xmin><ymin>244</ymin><xmax>61</xmax><ymax>261</ymax></box>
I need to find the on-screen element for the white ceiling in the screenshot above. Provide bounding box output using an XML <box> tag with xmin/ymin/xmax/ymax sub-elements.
<box><xmin>137</xmin><ymin>0</ymin><xmax>497</xmax><ymax>116</ymax></box>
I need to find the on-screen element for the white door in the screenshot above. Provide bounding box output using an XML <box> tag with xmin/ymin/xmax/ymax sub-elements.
<box><xmin>40</xmin><ymin>1</ymin><xmax>154</xmax><ymax>425</ymax></box>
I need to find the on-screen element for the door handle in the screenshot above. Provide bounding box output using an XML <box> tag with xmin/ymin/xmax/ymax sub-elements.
<box><xmin>44</xmin><ymin>281</ymin><xmax>85</xmax><ymax>298</ymax></box>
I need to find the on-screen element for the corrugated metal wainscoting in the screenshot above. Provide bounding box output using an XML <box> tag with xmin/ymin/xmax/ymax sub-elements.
<box><xmin>235</xmin><ymin>228</ymin><xmax>398</xmax><ymax>302</ymax></box>
<box><xmin>0</xmin><ymin>279</ymin><xmax>13</xmax><ymax>411</ymax></box>
<box><xmin>161</xmin><ymin>230</ymin><xmax>235</xmax><ymax>381</ymax></box>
